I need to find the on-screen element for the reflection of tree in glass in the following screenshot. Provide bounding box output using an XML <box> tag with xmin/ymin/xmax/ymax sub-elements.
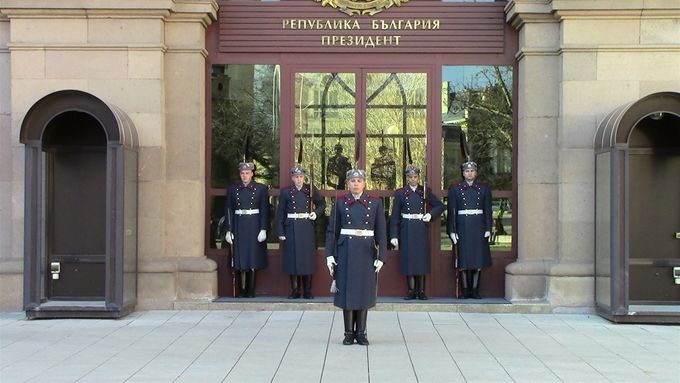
<box><xmin>212</xmin><ymin>69</ymin><xmax>280</xmax><ymax>188</ymax></box>
<box><xmin>295</xmin><ymin>73</ymin><xmax>356</xmax><ymax>191</ymax></box>
<box><xmin>454</xmin><ymin>67</ymin><xmax>512</xmax><ymax>190</ymax></box>
<box><xmin>366</xmin><ymin>73</ymin><xmax>427</xmax><ymax>190</ymax></box>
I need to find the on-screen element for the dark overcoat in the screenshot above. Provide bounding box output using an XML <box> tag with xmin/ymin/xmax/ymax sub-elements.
<box><xmin>446</xmin><ymin>180</ymin><xmax>493</xmax><ymax>270</ymax></box>
<box><xmin>276</xmin><ymin>184</ymin><xmax>326</xmax><ymax>275</ymax></box>
<box><xmin>224</xmin><ymin>181</ymin><xmax>270</xmax><ymax>270</ymax></box>
<box><xmin>390</xmin><ymin>185</ymin><xmax>444</xmax><ymax>275</ymax></box>
<box><xmin>326</xmin><ymin>192</ymin><xmax>387</xmax><ymax>310</ymax></box>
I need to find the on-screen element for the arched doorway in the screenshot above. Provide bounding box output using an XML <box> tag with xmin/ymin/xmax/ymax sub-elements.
<box><xmin>594</xmin><ymin>91</ymin><xmax>680</xmax><ymax>323</ymax></box>
<box><xmin>20</xmin><ymin>90</ymin><xmax>139</xmax><ymax>319</ymax></box>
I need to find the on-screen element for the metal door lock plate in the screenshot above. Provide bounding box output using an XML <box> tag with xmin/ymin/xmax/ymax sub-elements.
<box><xmin>50</xmin><ymin>262</ymin><xmax>60</xmax><ymax>280</ymax></box>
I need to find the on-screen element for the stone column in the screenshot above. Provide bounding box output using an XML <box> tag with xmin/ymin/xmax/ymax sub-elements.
<box><xmin>163</xmin><ymin>5</ymin><xmax>218</xmax><ymax>303</ymax></box>
<box><xmin>0</xmin><ymin>13</ymin><xmax>22</xmax><ymax>310</ymax></box>
<box><xmin>504</xmin><ymin>2</ymin><xmax>560</xmax><ymax>303</ymax></box>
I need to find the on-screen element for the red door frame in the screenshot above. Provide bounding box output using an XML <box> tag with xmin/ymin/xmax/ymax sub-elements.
<box><xmin>205</xmin><ymin>21</ymin><xmax>518</xmax><ymax>298</ymax></box>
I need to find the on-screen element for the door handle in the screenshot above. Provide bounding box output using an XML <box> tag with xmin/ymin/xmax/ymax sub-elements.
<box><xmin>50</xmin><ymin>262</ymin><xmax>60</xmax><ymax>280</ymax></box>
<box><xmin>675</xmin><ymin>232</ymin><xmax>680</xmax><ymax>239</ymax></box>
<box><xmin>674</xmin><ymin>267</ymin><xmax>680</xmax><ymax>285</ymax></box>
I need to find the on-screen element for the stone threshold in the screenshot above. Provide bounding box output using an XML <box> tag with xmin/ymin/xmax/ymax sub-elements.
<box><xmin>174</xmin><ymin>297</ymin><xmax>552</xmax><ymax>313</ymax></box>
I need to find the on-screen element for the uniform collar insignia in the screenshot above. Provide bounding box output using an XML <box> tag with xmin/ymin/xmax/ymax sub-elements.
<box><xmin>345</xmin><ymin>193</ymin><xmax>368</xmax><ymax>207</ymax></box>
<box><xmin>292</xmin><ymin>185</ymin><xmax>309</xmax><ymax>195</ymax></box>
<box><xmin>404</xmin><ymin>185</ymin><xmax>423</xmax><ymax>196</ymax></box>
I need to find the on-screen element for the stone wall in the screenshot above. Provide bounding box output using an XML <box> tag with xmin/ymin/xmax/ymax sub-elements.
<box><xmin>0</xmin><ymin>0</ymin><xmax>219</xmax><ymax>311</ymax></box>
<box><xmin>506</xmin><ymin>0</ymin><xmax>680</xmax><ymax>310</ymax></box>
<box><xmin>2</xmin><ymin>0</ymin><xmax>678</xmax><ymax>312</ymax></box>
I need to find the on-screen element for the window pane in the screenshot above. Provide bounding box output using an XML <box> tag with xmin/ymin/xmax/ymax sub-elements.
<box><xmin>266</xmin><ymin>197</ymin><xmax>281</xmax><ymax>250</ymax></box>
<box><xmin>211</xmin><ymin>64</ymin><xmax>280</xmax><ymax>189</ymax></box>
<box><xmin>441</xmin><ymin>66</ymin><xmax>512</xmax><ymax>191</ymax></box>
<box><xmin>490</xmin><ymin>197</ymin><xmax>512</xmax><ymax>252</ymax></box>
<box><xmin>366</xmin><ymin>72</ymin><xmax>426</xmax><ymax>190</ymax></box>
<box><xmin>294</xmin><ymin>72</ymin><xmax>356</xmax><ymax>190</ymax></box>
<box><xmin>209</xmin><ymin>195</ymin><xmax>226</xmax><ymax>250</ymax></box>
<box><xmin>440</xmin><ymin>197</ymin><xmax>451</xmax><ymax>252</ymax></box>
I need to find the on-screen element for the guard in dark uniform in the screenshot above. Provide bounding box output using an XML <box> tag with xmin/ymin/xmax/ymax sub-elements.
<box><xmin>276</xmin><ymin>165</ymin><xmax>326</xmax><ymax>299</ymax></box>
<box><xmin>326</xmin><ymin>143</ymin><xmax>352</xmax><ymax>190</ymax></box>
<box><xmin>326</xmin><ymin>169</ymin><xmax>387</xmax><ymax>346</ymax></box>
<box><xmin>390</xmin><ymin>164</ymin><xmax>444</xmax><ymax>300</ymax></box>
<box><xmin>224</xmin><ymin>161</ymin><xmax>270</xmax><ymax>298</ymax></box>
<box><xmin>446</xmin><ymin>161</ymin><xmax>492</xmax><ymax>299</ymax></box>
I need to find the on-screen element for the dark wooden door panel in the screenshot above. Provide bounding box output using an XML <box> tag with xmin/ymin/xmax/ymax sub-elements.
<box><xmin>48</xmin><ymin>150</ymin><xmax>107</xmax><ymax>299</ymax></box>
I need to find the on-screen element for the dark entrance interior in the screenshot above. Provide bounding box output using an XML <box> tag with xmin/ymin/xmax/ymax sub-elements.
<box><xmin>43</xmin><ymin>112</ymin><xmax>107</xmax><ymax>299</ymax></box>
<box><xmin>628</xmin><ymin>113</ymin><xmax>680</xmax><ymax>303</ymax></box>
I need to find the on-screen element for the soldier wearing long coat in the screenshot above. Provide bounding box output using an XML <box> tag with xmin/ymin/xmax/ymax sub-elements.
<box><xmin>224</xmin><ymin>162</ymin><xmax>270</xmax><ymax>297</ymax></box>
<box><xmin>276</xmin><ymin>165</ymin><xmax>326</xmax><ymax>299</ymax></box>
<box><xmin>326</xmin><ymin>169</ymin><xmax>387</xmax><ymax>346</ymax></box>
<box><xmin>390</xmin><ymin>165</ymin><xmax>444</xmax><ymax>300</ymax></box>
<box><xmin>446</xmin><ymin>161</ymin><xmax>492</xmax><ymax>299</ymax></box>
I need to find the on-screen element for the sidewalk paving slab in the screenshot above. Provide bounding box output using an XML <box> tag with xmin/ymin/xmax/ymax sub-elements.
<box><xmin>1</xmin><ymin>310</ymin><xmax>678</xmax><ymax>383</ymax></box>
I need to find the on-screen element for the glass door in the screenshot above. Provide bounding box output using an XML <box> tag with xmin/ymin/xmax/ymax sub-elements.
<box><xmin>294</xmin><ymin>71</ymin><xmax>427</xmax><ymax>185</ymax></box>
<box><xmin>293</xmin><ymin>69</ymin><xmax>429</xmax><ymax>296</ymax></box>
<box><xmin>364</xmin><ymin>72</ymin><xmax>427</xmax><ymax>215</ymax></box>
<box><xmin>294</xmin><ymin>72</ymin><xmax>357</xmax><ymax>192</ymax></box>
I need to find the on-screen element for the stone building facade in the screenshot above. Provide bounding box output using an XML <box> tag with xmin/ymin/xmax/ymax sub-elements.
<box><xmin>1</xmin><ymin>0</ymin><xmax>678</xmax><ymax>314</ymax></box>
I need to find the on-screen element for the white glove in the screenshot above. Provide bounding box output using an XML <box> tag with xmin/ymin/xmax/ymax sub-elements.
<box><xmin>422</xmin><ymin>213</ymin><xmax>432</xmax><ymax>222</ymax></box>
<box><xmin>450</xmin><ymin>233</ymin><xmax>458</xmax><ymax>244</ymax></box>
<box><xmin>374</xmin><ymin>259</ymin><xmax>384</xmax><ymax>273</ymax></box>
<box><xmin>484</xmin><ymin>231</ymin><xmax>491</xmax><ymax>241</ymax></box>
<box><xmin>278</xmin><ymin>236</ymin><xmax>286</xmax><ymax>241</ymax></box>
<box><xmin>225</xmin><ymin>231</ymin><xmax>234</xmax><ymax>245</ymax></box>
<box><xmin>326</xmin><ymin>256</ymin><xmax>337</xmax><ymax>275</ymax></box>
<box><xmin>390</xmin><ymin>238</ymin><xmax>399</xmax><ymax>247</ymax></box>
<box><xmin>257</xmin><ymin>230</ymin><xmax>267</xmax><ymax>242</ymax></box>
<box><xmin>309</xmin><ymin>212</ymin><xmax>317</xmax><ymax>220</ymax></box>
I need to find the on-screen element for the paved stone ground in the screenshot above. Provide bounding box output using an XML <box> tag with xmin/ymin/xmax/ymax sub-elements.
<box><xmin>1</xmin><ymin>310</ymin><xmax>678</xmax><ymax>382</ymax></box>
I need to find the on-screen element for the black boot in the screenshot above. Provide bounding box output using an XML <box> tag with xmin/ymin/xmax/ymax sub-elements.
<box><xmin>465</xmin><ymin>271</ymin><xmax>474</xmax><ymax>299</ymax></box>
<box><xmin>245</xmin><ymin>270</ymin><xmax>256</xmax><ymax>298</ymax></box>
<box><xmin>471</xmin><ymin>270</ymin><xmax>482</xmax><ymax>299</ymax></box>
<box><xmin>237</xmin><ymin>271</ymin><xmax>247</xmax><ymax>298</ymax></box>
<box><xmin>302</xmin><ymin>275</ymin><xmax>313</xmax><ymax>299</ymax></box>
<box><xmin>342</xmin><ymin>310</ymin><xmax>355</xmax><ymax>345</ymax></box>
<box><xmin>354</xmin><ymin>309</ymin><xmax>369</xmax><ymax>346</ymax></box>
<box><xmin>417</xmin><ymin>275</ymin><xmax>428</xmax><ymax>300</ymax></box>
<box><xmin>288</xmin><ymin>275</ymin><xmax>300</xmax><ymax>299</ymax></box>
<box><xmin>459</xmin><ymin>270</ymin><xmax>469</xmax><ymax>299</ymax></box>
<box><xmin>404</xmin><ymin>276</ymin><xmax>416</xmax><ymax>300</ymax></box>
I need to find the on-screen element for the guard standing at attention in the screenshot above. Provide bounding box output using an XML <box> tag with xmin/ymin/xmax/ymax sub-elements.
<box><xmin>224</xmin><ymin>161</ymin><xmax>270</xmax><ymax>298</ymax></box>
<box><xmin>390</xmin><ymin>164</ymin><xmax>444</xmax><ymax>300</ymax></box>
<box><xmin>326</xmin><ymin>168</ymin><xmax>387</xmax><ymax>346</ymax></box>
<box><xmin>446</xmin><ymin>161</ymin><xmax>493</xmax><ymax>299</ymax></box>
<box><xmin>276</xmin><ymin>165</ymin><xmax>326</xmax><ymax>299</ymax></box>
